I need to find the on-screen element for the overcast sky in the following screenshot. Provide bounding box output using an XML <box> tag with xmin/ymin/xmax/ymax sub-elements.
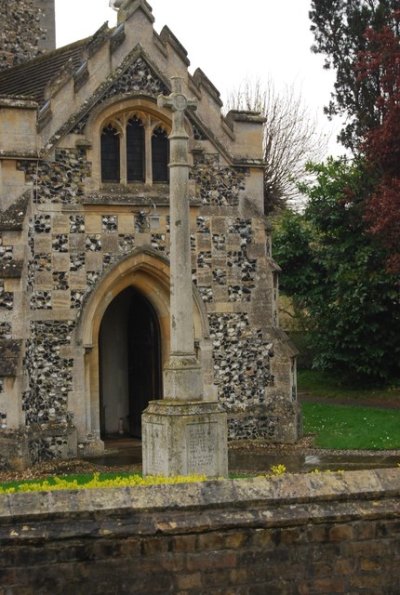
<box><xmin>55</xmin><ymin>0</ymin><xmax>342</xmax><ymax>156</ymax></box>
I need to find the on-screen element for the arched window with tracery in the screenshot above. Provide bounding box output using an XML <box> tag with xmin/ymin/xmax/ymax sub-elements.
<box><xmin>126</xmin><ymin>116</ymin><xmax>145</xmax><ymax>182</ymax></box>
<box><xmin>101</xmin><ymin>124</ymin><xmax>120</xmax><ymax>183</ymax></box>
<box><xmin>152</xmin><ymin>127</ymin><xmax>169</xmax><ymax>183</ymax></box>
<box><xmin>99</xmin><ymin>108</ymin><xmax>173</xmax><ymax>186</ymax></box>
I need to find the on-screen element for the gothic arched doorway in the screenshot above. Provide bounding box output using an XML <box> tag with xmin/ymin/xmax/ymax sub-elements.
<box><xmin>99</xmin><ymin>286</ymin><xmax>162</xmax><ymax>439</ymax></box>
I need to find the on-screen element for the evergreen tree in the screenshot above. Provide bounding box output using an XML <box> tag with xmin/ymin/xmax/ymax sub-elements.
<box><xmin>309</xmin><ymin>0</ymin><xmax>399</xmax><ymax>150</ymax></box>
<box><xmin>274</xmin><ymin>159</ymin><xmax>400</xmax><ymax>384</ymax></box>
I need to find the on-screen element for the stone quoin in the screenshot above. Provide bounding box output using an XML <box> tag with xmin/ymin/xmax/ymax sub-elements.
<box><xmin>0</xmin><ymin>0</ymin><xmax>300</xmax><ymax>469</ymax></box>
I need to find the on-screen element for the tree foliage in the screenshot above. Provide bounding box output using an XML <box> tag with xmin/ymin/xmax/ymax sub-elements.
<box><xmin>309</xmin><ymin>0</ymin><xmax>399</xmax><ymax>151</ymax></box>
<box><xmin>273</xmin><ymin>159</ymin><xmax>400</xmax><ymax>384</ymax></box>
<box><xmin>226</xmin><ymin>80</ymin><xmax>326</xmax><ymax>213</ymax></box>
<box><xmin>283</xmin><ymin>2</ymin><xmax>400</xmax><ymax>382</ymax></box>
<box><xmin>356</xmin><ymin>11</ymin><xmax>400</xmax><ymax>271</ymax></box>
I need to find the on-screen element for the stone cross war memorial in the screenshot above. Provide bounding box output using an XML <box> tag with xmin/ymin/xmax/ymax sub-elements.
<box><xmin>0</xmin><ymin>0</ymin><xmax>300</xmax><ymax>472</ymax></box>
<box><xmin>142</xmin><ymin>77</ymin><xmax>228</xmax><ymax>478</ymax></box>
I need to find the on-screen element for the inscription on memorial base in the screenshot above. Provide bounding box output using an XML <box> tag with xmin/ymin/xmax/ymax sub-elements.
<box><xmin>186</xmin><ymin>422</ymin><xmax>218</xmax><ymax>475</ymax></box>
<box><xmin>142</xmin><ymin>401</ymin><xmax>228</xmax><ymax>478</ymax></box>
<box><xmin>144</xmin><ymin>422</ymin><xmax>168</xmax><ymax>476</ymax></box>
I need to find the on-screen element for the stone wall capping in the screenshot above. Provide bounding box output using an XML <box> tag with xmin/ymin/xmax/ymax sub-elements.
<box><xmin>117</xmin><ymin>0</ymin><xmax>155</xmax><ymax>25</ymax></box>
<box><xmin>0</xmin><ymin>469</ymin><xmax>398</xmax><ymax>523</ymax></box>
<box><xmin>192</xmin><ymin>68</ymin><xmax>223</xmax><ymax>108</ymax></box>
<box><xmin>226</xmin><ymin>110</ymin><xmax>267</xmax><ymax>125</ymax></box>
<box><xmin>159</xmin><ymin>26</ymin><xmax>190</xmax><ymax>67</ymax></box>
<box><xmin>232</xmin><ymin>158</ymin><xmax>265</xmax><ymax>168</ymax></box>
<box><xmin>0</xmin><ymin>96</ymin><xmax>37</xmax><ymax>109</ymax></box>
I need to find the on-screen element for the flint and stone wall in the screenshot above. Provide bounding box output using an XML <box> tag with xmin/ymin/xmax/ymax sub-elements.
<box><xmin>1</xmin><ymin>147</ymin><xmax>297</xmax><ymax>464</ymax></box>
<box><xmin>0</xmin><ymin>0</ymin><xmax>55</xmax><ymax>71</ymax></box>
<box><xmin>14</xmin><ymin>143</ymin><xmax>296</xmax><ymax>458</ymax></box>
<box><xmin>0</xmin><ymin>469</ymin><xmax>398</xmax><ymax>593</ymax></box>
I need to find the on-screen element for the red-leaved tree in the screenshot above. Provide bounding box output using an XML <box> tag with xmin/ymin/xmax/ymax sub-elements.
<box><xmin>356</xmin><ymin>11</ymin><xmax>400</xmax><ymax>272</ymax></box>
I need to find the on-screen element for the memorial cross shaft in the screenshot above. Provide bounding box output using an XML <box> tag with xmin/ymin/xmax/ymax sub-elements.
<box><xmin>143</xmin><ymin>81</ymin><xmax>228</xmax><ymax>478</ymax></box>
<box><xmin>158</xmin><ymin>77</ymin><xmax>203</xmax><ymax>401</ymax></box>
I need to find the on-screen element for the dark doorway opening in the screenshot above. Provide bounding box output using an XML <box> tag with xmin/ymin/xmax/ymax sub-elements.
<box><xmin>99</xmin><ymin>287</ymin><xmax>162</xmax><ymax>439</ymax></box>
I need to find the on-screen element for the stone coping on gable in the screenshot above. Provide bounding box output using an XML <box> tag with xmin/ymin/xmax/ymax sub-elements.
<box><xmin>0</xmin><ymin>468</ymin><xmax>399</xmax><ymax>525</ymax></box>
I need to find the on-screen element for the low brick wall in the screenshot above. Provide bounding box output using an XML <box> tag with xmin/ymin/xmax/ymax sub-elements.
<box><xmin>0</xmin><ymin>469</ymin><xmax>399</xmax><ymax>593</ymax></box>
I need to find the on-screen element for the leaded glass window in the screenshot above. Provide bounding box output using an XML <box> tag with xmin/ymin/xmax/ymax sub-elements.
<box><xmin>101</xmin><ymin>125</ymin><xmax>120</xmax><ymax>183</ymax></box>
<box><xmin>127</xmin><ymin>117</ymin><xmax>145</xmax><ymax>182</ymax></box>
<box><xmin>152</xmin><ymin>127</ymin><xmax>169</xmax><ymax>183</ymax></box>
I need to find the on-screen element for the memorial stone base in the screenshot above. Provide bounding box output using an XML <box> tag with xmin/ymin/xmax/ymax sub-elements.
<box><xmin>142</xmin><ymin>401</ymin><xmax>228</xmax><ymax>478</ymax></box>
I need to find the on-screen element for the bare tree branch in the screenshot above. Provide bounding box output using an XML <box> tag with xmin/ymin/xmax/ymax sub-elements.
<box><xmin>226</xmin><ymin>79</ymin><xmax>327</xmax><ymax>213</ymax></box>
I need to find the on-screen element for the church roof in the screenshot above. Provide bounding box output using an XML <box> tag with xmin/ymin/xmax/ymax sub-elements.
<box><xmin>0</xmin><ymin>38</ymin><xmax>88</xmax><ymax>106</ymax></box>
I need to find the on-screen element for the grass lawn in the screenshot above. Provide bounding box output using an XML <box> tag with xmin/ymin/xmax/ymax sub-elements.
<box><xmin>298</xmin><ymin>369</ymin><xmax>400</xmax><ymax>402</ymax></box>
<box><xmin>303</xmin><ymin>402</ymin><xmax>400</xmax><ymax>450</ymax></box>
